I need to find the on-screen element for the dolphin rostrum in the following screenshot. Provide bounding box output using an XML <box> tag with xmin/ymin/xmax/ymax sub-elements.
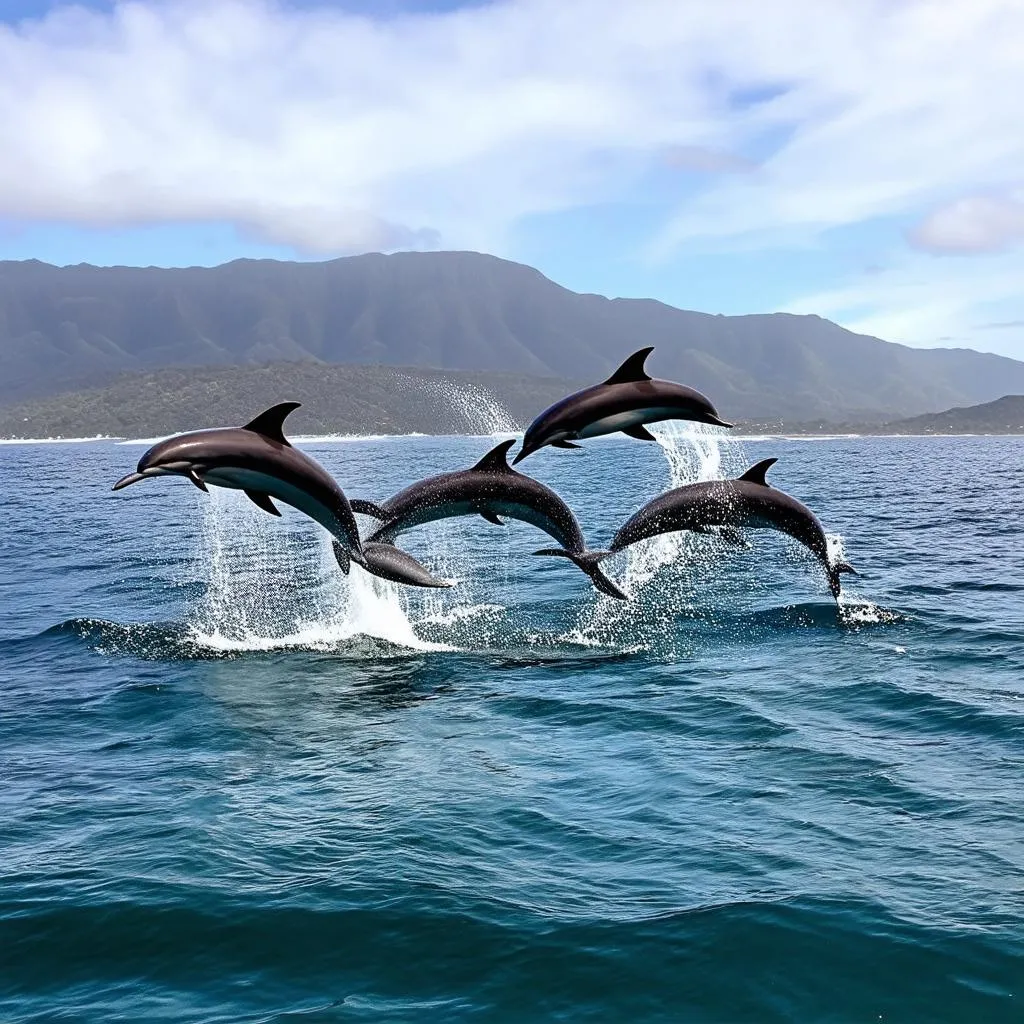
<box><xmin>609</xmin><ymin>457</ymin><xmax>856</xmax><ymax>600</ymax></box>
<box><xmin>112</xmin><ymin>402</ymin><xmax>449</xmax><ymax>589</ymax></box>
<box><xmin>352</xmin><ymin>440</ymin><xmax>626</xmax><ymax>599</ymax></box>
<box><xmin>513</xmin><ymin>347</ymin><xmax>731</xmax><ymax>464</ymax></box>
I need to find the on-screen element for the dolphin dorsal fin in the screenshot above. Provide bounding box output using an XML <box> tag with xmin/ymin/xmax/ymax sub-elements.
<box><xmin>471</xmin><ymin>439</ymin><xmax>517</xmax><ymax>473</ymax></box>
<box><xmin>243</xmin><ymin>402</ymin><xmax>301</xmax><ymax>446</ymax></box>
<box><xmin>738</xmin><ymin>457</ymin><xmax>777</xmax><ymax>486</ymax></box>
<box><xmin>604</xmin><ymin>347</ymin><xmax>654</xmax><ymax>385</ymax></box>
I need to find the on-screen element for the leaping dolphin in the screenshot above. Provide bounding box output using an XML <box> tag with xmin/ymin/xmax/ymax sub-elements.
<box><xmin>352</xmin><ymin>440</ymin><xmax>626</xmax><ymax>599</ymax></box>
<box><xmin>609</xmin><ymin>457</ymin><xmax>856</xmax><ymax>601</ymax></box>
<box><xmin>513</xmin><ymin>347</ymin><xmax>731</xmax><ymax>464</ymax></box>
<box><xmin>112</xmin><ymin>402</ymin><xmax>449</xmax><ymax>589</ymax></box>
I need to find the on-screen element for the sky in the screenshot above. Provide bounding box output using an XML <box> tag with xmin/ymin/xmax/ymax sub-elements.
<box><xmin>1</xmin><ymin>0</ymin><xmax>1023</xmax><ymax>360</ymax></box>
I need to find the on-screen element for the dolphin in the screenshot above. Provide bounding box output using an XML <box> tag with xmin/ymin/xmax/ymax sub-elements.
<box><xmin>352</xmin><ymin>439</ymin><xmax>626</xmax><ymax>599</ymax></box>
<box><xmin>112</xmin><ymin>402</ymin><xmax>449</xmax><ymax>589</ymax></box>
<box><xmin>512</xmin><ymin>347</ymin><xmax>731</xmax><ymax>464</ymax></box>
<box><xmin>609</xmin><ymin>457</ymin><xmax>857</xmax><ymax>600</ymax></box>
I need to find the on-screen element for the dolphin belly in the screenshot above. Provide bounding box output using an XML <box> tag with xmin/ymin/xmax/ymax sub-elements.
<box><xmin>578</xmin><ymin>407</ymin><xmax>680</xmax><ymax>439</ymax></box>
<box><xmin>202</xmin><ymin>467</ymin><xmax>356</xmax><ymax>546</ymax></box>
<box><xmin>489</xmin><ymin>500</ymin><xmax>579</xmax><ymax>551</ymax></box>
<box><xmin>376</xmin><ymin>500</ymin><xmax>479</xmax><ymax>540</ymax></box>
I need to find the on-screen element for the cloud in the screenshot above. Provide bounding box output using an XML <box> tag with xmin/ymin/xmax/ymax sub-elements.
<box><xmin>237</xmin><ymin>208</ymin><xmax>441</xmax><ymax>255</ymax></box>
<box><xmin>0</xmin><ymin>0</ymin><xmax>1022</xmax><ymax>277</ymax></box>
<box><xmin>783</xmin><ymin>246</ymin><xmax>1024</xmax><ymax>359</ymax></box>
<box><xmin>908</xmin><ymin>194</ymin><xmax>1024</xmax><ymax>254</ymax></box>
<box><xmin>647</xmin><ymin>1</ymin><xmax>1024</xmax><ymax>257</ymax></box>
<box><xmin>978</xmin><ymin>319</ymin><xmax>1024</xmax><ymax>330</ymax></box>
<box><xmin>662</xmin><ymin>145</ymin><xmax>755</xmax><ymax>174</ymax></box>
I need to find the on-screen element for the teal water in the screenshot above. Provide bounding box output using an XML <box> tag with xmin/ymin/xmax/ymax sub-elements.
<box><xmin>1</xmin><ymin>430</ymin><xmax>1022</xmax><ymax>1021</ymax></box>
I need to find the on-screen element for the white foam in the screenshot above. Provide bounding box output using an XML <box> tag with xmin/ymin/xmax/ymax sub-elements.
<box><xmin>0</xmin><ymin>435</ymin><xmax>118</xmax><ymax>444</ymax></box>
<box><xmin>183</xmin><ymin>489</ymin><xmax>435</xmax><ymax>652</ymax></box>
<box><xmin>119</xmin><ymin>432</ymin><xmax>405</xmax><ymax>447</ymax></box>
<box><xmin>180</xmin><ymin>487</ymin><xmax>509</xmax><ymax>653</ymax></box>
<box><xmin>290</xmin><ymin>433</ymin><xmax>392</xmax><ymax>444</ymax></box>
<box><xmin>782</xmin><ymin>434</ymin><xmax>862</xmax><ymax>441</ymax></box>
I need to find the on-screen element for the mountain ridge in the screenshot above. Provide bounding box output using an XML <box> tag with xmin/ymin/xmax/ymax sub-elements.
<box><xmin>879</xmin><ymin>394</ymin><xmax>1024</xmax><ymax>434</ymax></box>
<box><xmin>2</xmin><ymin>250</ymin><xmax>1023</xmax><ymax>419</ymax></box>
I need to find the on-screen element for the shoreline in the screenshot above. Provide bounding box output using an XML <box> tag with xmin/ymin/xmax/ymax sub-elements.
<box><xmin>3</xmin><ymin>430</ymin><xmax>1024</xmax><ymax>445</ymax></box>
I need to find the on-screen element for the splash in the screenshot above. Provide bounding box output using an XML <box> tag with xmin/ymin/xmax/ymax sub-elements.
<box><xmin>565</xmin><ymin>423</ymin><xmax>748</xmax><ymax>651</ymax></box>
<box><xmin>616</xmin><ymin>422</ymin><xmax>750</xmax><ymax>594</ymax></box>
<box><xmin>408</xmin><ymin>377</ymin><xmax>520</xmax><ymax>434</ymax></box>
<box><xmin>181</xmin><ymin>489</ymin><xmax>514</xmax><ymax>654</ymax></box>
<box><xmin>826</xmin><ymin>532</ymin><xmax>892</xmax><ymax>625</ymax></box>
<box><xmin>184</xmin><ymin>490</ymin><xmax>451</xmax><ymax>653</ymax></box>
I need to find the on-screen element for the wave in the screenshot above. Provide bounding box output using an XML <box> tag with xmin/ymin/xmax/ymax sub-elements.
<box><xmin>1</xmin><ymin>892</ymin><xmax>1016</xmax><ymax>1018</ymax></box>
<box><xmin>29</xmin><ymin>617</ymin><xmax>444</xmax><ymax>660</ymax></box>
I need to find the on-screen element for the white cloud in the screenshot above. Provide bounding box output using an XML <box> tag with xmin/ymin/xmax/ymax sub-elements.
<box><xmin>783</xmin><ymin>248</ymin><xmax>1024</xmax><ymax>359</ymax></box>
<box><xmin>908</xmin><ymin>194</ymin><xmax>1024</xmax><ymax>254</ymax></box>
<box><xmin>0</xmin><ymin>0</ymin><xmax>732</xmax><ymax>254</ymax></box>
<box><xmin>646</xmin><ymin>1</ymin><xmax>1024</xmax><ymax>256</ymax></box>
<box><xmin>0</xmin><ymin>0</ymin><xmax>1021</xmax><ymax>344</ymax></box>
<box><xmin>662</xmin><ymin>145</ymin><xmax>755</xmax><ymax>175</ymax></box>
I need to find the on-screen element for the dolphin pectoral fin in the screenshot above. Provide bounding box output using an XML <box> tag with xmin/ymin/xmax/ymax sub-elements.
<box><xmin>837</xmin><ymin>561</ymin><xmax>857</xmax><ymax>575</ymax></box>
<box><xmin>350</xmin><ymin>499</ymin><xmax>389</xmax><ymax>519</ymax></box>
<box><xmin>622</xmin><ymin>424</ymin><xmax>657</xmax><ymax>442</ymax></box>
<box><xmin>738</xmin><ymin>458</ymin><xmax>778</xmax><ymax>487</ymax></box>
<box><xmin>471</xmin><ymin>439</ymin><xmax>517</xmax><ymax>473</ymax></box>
<box><xmin>533</xmin><ymin>548</ymin><xmax>627</xmax><ymax>601</ymax></box>
<box><xmin>243</xmin><ymin>402</ymin><xmax>301</xmax><ymax>447</ymax></box>
<box><xmin>188</xmin><ymin>469</ymin><xmax>208</xmax><ymax>492</ymax></box>
<box><xmin>550</xmin><ymin>439</ymin><xmax>582</xmax><ymax>450</ymax></box>
<box><xmin>245</xmin><ymin>490</ymin><xmax>281</xmax><ymax>516</ymax></box>
<box><xmin>603</xmin><ymin>347</ymin><xmax>654</xmax><ymax>385</ymax></box>
<box><xmin>332</xmin><ymin>540</ymin><xmax>351</xmax><ymax>574</ymax></box>
<box><xmin>479</xmin><ymin>509</ymin><xmax>505</xmax><ymax>526</ymax></box>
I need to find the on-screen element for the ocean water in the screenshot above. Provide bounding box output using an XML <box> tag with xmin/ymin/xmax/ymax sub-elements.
<box><xmin>1</xmin><ymin>429</ymin><xmax>1022</xmax><ymax>1022</ymax></box>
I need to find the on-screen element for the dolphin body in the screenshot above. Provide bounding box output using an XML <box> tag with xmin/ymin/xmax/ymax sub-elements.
<box><xmin>609</xmin><ymin>458</ymin><xmax>856</xmax><ymax>600</ymax></box>
<box><xmin>513</xmin><ymin>347</ymin><xmax>731</xmax><ymax>464</ymax></box>
<box><xmin>112</xmin><ymin>402</ymin><xmax>449</xmax><ymax>589</ymax></box>
<box><xmin>352</xmin><ymin>440</ymin><xmax>626</xmax><ymax>599</ymax></box>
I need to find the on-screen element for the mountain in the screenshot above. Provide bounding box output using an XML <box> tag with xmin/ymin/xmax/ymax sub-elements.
<box><xmin>3</xmin><ymin>251</ymin><xmax>1024</xmax><ymax>420</ymax></box>
<box><xmin>0</xmin><ymin>363</ymin><xmax>577</xmax><ymax>439</ymax></box>
<box><xmin>879</xmin><ymin>395</ymin><xmax>1024</xmax><ymax>434</ymax></box>
<box><xmin>4</xmin><ymin>363</ymin><xmax>1023</xmax><ymax>440</ymax></box>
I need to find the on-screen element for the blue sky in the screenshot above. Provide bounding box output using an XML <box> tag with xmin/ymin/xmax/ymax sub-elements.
<box><xmin>2</xmin><ymin>0</ymin><xmax>1024</xmax><ymax>359</ymax></box>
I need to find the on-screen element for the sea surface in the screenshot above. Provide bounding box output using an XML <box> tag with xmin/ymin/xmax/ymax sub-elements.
<box><xmin>1</xmin><ymin>428</ymin><xmax>1022</xmax><ymax>1022</ymax></box>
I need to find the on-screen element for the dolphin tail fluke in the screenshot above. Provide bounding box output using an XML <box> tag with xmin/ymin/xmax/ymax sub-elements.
<box><xmin>827</xmin><ymin>560</ymin><xmax>858</xmax><ymax>599</ymax></box>
<box><xmin>332</xmin><ymin>540</ymin><xmax>352</xmax><ymax>574</ymax></box>
<box><xmin>350</xmin><ymin>499</ymin><xmax>389</xmax><ymax>519</ymax></box>
<box><xmin>533</xmin><ymin>548</ymin><xmax>627</xmax><ymax>601</ymax></box>
<box><xmin>361</xmin><ymin>541</ymin><xmax>452</xmax><ymax>589</ymax></box>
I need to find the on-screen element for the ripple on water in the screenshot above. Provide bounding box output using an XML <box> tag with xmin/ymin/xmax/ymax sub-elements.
<box><xmin>1</xmin><ymin>433</ymin><xmax>1023</xmax><ymax>1021</ymax></box>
